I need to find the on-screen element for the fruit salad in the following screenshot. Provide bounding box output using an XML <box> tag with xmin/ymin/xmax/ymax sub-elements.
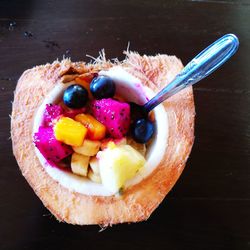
<box><xmin>33</xmin><ymin>74</ymin><xmax>155</xmax><ymax>193</ymax></box>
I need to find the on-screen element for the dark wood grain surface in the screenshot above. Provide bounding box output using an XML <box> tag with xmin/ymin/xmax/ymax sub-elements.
<box><xmin>0</xmin><ymin>0</ymin><xmax>249</xmax><ymax>249</ymax></box>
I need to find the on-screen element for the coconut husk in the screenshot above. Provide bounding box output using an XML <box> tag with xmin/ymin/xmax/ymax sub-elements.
<box><xmin>11</xmin><ymin>51</ymin><xmax>195</xmax><ymax>226</ymax></box>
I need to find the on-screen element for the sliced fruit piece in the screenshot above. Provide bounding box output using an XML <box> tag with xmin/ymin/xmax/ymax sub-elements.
<box><xmin>89</xmin><ymin>156</ymin><xmax>100</xmax><ymax>174</ymax></box>
<box><xmin>75</xmin><ymin>114</ymin><xmax>106</xmax><ymax>140</ymax></box>
<box><xmin>100</xmin><ymin>137</ymin><xmax>127</xmax><ymax>150</ymax></box>
<box><xmin>73</xmin><ymin>139</ymin><xmax>101</xmax><ymax>156</ymax></box>
<box><xmin>98</xmin><ymin>144</ymin><xmax>145</xmax><ymax>193</ymax></box>
<box><xmin>54</xmin><ymin>117</ymin><xmax>87</xmax><ymax>147</ymax></box>
<box><xmin>88</xmin><ymin>169</ymin><xmax>102</xmax><ymax>183</ymax></box>
<box><xmin>71</xmin><ymin>152</ymin><xmax>90</xmax><ymax>177</ymax></box>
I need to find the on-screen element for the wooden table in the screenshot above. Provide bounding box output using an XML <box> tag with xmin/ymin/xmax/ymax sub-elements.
<box><xmin>0</xmin><ymin>0</ymin><xmax>249</xmax><ymax>249</ymax></box>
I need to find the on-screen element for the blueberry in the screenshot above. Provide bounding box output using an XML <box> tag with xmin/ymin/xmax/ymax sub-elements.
<box><xmin>131</xmin><ymin>118</ymin><xmax>155</xmax><ymax>144</ymax></box>
<box><xmin>63</xmin><ymin>84</ymin><xmax>88</xmax><ymax>109</ymax></box>
<box><xmin>129</xmin><ymin>102</ymin><xmax>147</xmax><ymax>123</ymax></box>
<box><xmin>90</xmin><ymin>76</ymin><xmax>115</xmax><ymax>99</ymax></box>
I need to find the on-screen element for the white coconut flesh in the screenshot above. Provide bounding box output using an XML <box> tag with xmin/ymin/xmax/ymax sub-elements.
<box><xmin>33</xmin><ymin>66</ymin><xmax>168</xmax><ymax>196</ymax></box>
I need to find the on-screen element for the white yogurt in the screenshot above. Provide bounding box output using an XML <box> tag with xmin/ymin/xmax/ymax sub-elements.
<box><xmin>33</xmin><ymin>66</ymin><xmax>168</xmax><ymax>196</ymax></box>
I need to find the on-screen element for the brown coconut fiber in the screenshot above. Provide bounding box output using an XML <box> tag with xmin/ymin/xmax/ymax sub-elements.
<box><xmin>11</xmin><ymin>51</ymin><xmax>195</xmax><ymax>226</ymax></box>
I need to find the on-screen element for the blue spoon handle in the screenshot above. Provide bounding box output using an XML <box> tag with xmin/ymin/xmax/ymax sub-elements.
<box><xmin>143</xmin><ymin>34</ymin><xmax>239</xmax><ymax>113</ymax></box>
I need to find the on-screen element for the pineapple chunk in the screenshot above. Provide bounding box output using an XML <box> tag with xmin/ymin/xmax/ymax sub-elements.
<box><xmin>75</xmin><ymin>114</ymin><xmax>106</xmax><ymax>140</ymax></box>
<box><xmin>98</xmin><ymin>145</ymin><xmax>145</xmax><ymax>193</ymax></box>
<box><xmin>54</xmin><ymin>117</ymin><xmax>87</xmax><ymax>146</ymax></box>
<box><xmin>89</xmin><ymin>156</ymin><xmax>100</xmax><ymax>174</ymax></box>
<box><xmin>71</xmin><ymin>153</ymin><xmax>90</xmax><ymax>176</ymax></box>
<box><xmin>73</xmin><ymin>139</ymin><xmax>101</xmax><ymax>156</ymax></box>
<box><xmin>88</xmin><ymin>169</ymin><xmax>102</xmax><ymax>183</ymax></box>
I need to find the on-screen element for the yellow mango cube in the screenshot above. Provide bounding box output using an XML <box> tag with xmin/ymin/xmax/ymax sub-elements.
<box><xmin>54</xmin><ymin>117</ymin><xmax>87</xmax><ymax>146</ymax></box>
<box><xmin>75</xmin><ymin>114</ymin><xmax>106</xmax><ymax>140</ymax></box>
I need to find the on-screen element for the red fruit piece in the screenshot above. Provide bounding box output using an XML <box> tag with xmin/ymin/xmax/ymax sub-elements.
<box><xmin>64</xmin><ymin>107</ymin><xmax>86</xmax><ymax>119</ymax></box>
<box><xmin>43</xmin><ymin>104</ymin><xmax>63</xmax><ymax>126</ymax></box>
<box><xmin>91</xmin><ymin>98</ymin><xmax>130</xmax><ymax>139</ymax></box>
<box><xmin>34</xmin><ymin>126</ymin><xmax>73</xmax><ymax>163</ymax></box>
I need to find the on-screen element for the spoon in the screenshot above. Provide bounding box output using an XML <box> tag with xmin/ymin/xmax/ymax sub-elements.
<box><xmin>131</xmin><ymin>34</ymin><xmax>239</xmax><ymax>143</ymax></box>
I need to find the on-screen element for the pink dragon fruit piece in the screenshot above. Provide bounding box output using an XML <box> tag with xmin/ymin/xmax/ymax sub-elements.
<box><xmin>43</xmin><ymin>104</ymin><xmax>64</xmax><ymax>126</ymax></box>
<box><xmin>33</xmin><ymin>126</ymin><xmax>73</xmax><ymax>163</ymax></box>
<box><xmin>91</xmin><ymin>98</ymin><xmax>131</xmax><ymax>139</ymax></box>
